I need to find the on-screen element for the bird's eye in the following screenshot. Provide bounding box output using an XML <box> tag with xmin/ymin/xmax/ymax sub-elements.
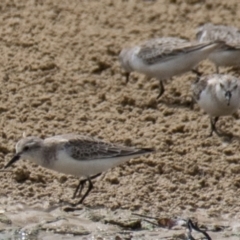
<box><xmin>23</xmin><ymin>146</ymin><xmax>29</xmax><ymax>151</ymax></box>
<box><xmin>233</xmin><ymin>85</ymin><xmax>238</xmax><ymax>90</ymax></box>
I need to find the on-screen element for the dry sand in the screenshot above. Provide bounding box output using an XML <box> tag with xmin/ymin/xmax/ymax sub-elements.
<box><xmin>0</xmin><ymin>0</ymin><xmax>240</xmax><ymax>239</ymax></box>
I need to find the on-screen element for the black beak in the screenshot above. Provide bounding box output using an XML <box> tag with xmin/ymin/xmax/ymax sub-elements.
<box><xmin>4</xmin><ymin>154</ymin><xmax>21</xmax><ymax>169</ymax></box>
<box><xmin>225</xmin><ymin>91</ymin><xmax>232</xmax><ymax>106</ymax></box>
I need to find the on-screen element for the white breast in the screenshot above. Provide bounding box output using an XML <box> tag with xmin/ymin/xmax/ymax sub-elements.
<box><xmin>198</xmin><ymin>90</ymin><xmax>240</xmax><ymax>116</ymax></box>
<box><xmin>209</xmin><ymin>50</ymin><xmax>240</xmax><ymax>67</ymax></box>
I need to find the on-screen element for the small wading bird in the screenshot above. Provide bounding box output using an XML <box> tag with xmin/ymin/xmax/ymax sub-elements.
<box><xmin>119</xmin><ymin>37</ymin><xmax>224</xmax><ymax>98</ymax></box>
<box><xmin>192</xmin><ymin>74</ymin><xmax>240</xmax><ymax>136</ymax></box>
<box><xmin>196</xmin><ymin>23</ymin><xmax>240</xmax><ymax>73</ymax></box>
<box><xmin>5</xmin><ymin>134</ymin><xmax>154</xmax><ymax>204</ymax></box>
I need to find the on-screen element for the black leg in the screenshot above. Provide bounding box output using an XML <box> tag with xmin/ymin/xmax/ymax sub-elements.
<box><xmin>78</xmin><ymin>177</ymin><xmax>94</xmax><ymax>204</ymax></box>
<box><xmin>157</xmin><ymin>80</ymin><xmax>165</xmax><ymax>99</ymax></box>
<box><xmin>187</xmin><ymin>219</ymin><xmax>212</xmax><ymax>240</ymax></box>
<box><xmin>209</xmin><ymin>116</ymin><xmax>219</xmax><ymax>136</ymax></box>
<box><xmin>191</xmin><ymin>68</ymin><xmax>202</xmax><ymax>77</ymax></box>
<box><xmin>190</xmin><ymin>95</ymin><xmax>195</xmax><ymax>110</ymax></box>
<box><xmin>125</xmin><ymin>72</ymin><xmax>130</xmax><ymax>83</ymax></box>
<box><xmin>72</xmin><ymin>179</ymin><xmax>87</xmax><ymax>199</ymax></box>
<box><xmin>72</xmin><ymin>173</ymin><xmax>101</xmax><ymax>202</ymax></box>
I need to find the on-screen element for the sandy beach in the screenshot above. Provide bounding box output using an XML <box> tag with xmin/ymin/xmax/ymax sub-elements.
<box><xmin>0</xmin><ymin>0</ymin><xmax>240</xmax><ymax>239</ymax></box>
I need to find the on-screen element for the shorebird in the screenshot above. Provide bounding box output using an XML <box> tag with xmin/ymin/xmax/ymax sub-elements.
<box><xmin>119</xmin><ymin>37</ymin><xmax>224</xmax><ymax>98</ymax></box>
<box><xmin>5</xmin><ymin>134</ymin><xmax>154</xmax><ymax>204</ymax></box>
<box><xmin>196</xmin><ymin>23</ymin><xmax>240</xmax><ymax>73</ymax></box>
<box><xmin>192</xmin><ymin>74</ymin><xmax>240</xmax><ymax>136</ymax></box>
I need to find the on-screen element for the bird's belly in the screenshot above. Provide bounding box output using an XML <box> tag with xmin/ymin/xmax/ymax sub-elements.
<box><xmin>198</xmin><ymin>93</ymin><xmax>239</xmax><ymax>116</ymax></box>
<box><xmin>131</xmin><ymin>50</ymin><xmax>211</xmax><ymax>79</ymax></box>
<box><xmin>50</xmin><ymin>151</ymin><xmax>134</xmax><ymax>177</ymax></box>
<box><xmin>209</xmin><ymin>50</ymin><xmax>240</xmax><ymax>67</ymax></box>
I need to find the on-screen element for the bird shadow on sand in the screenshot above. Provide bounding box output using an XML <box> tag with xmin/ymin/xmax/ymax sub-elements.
<box><xmin>228</xmin><ymin>66</ymin><xmax>240</xmax><ymax>75</ymax></box>
<box><xmin>61</xmin><ymin>201</ymin><xmax>109</xmax><ymax>212</ymax></box>
<box><xmin>158</xmin><ymin>97</ymin><xmax>194</xmax><ymax>110</ymax></box>
<box><xmin>215</xmin><ymin>131</ymin><xmax>240</xmax><ymax>144</ymax></box>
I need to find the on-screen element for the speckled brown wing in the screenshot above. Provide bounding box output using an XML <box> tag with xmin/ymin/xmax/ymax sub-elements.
<box><xmin>55</xmin><ymin>135</ymin><xmax>154</xmax><ymax>161</ymax></box>
<box><xmin>209</xmin><ymin>31</ymin><xmax>240</xmax><ymax>50</ymax></box>
<box><xmin>137</xmin><ymin>38</ymin><xmax>215</xmax><ymax>65</ymax></box>
<box><xmin>192</xmin><ymin>76</ymin><xmax>209</xmax><ymax>101</ymax></box>
<box><xmin>196</xmin><ymin>24</ymin><xmax>240</xmax><ymax>50</ymax></box>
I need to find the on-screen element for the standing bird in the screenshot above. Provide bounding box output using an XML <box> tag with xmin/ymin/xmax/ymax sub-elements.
<box><xmin>4</xmin><ymin>134</ymin><xmax>154</xmax><ymax>204</ymax></box>
<box><xmin>192</xmin><ymin>74</ymin><xmax>240</xmax><ymax>136</ymax></box>
<box><xmin>119</xmin><ymin>37</ymin><xmax>224</xmax><ymax>98</ymax></box>
<box><xmin>196</xmin><ymin>23</ymin><xmax>240</xmax><ymax>73</ymax></box>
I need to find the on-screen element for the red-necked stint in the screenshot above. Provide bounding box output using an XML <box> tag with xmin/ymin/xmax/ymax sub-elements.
<box><xmin>192</xmin><ymin>74</ymin><xmax>240</xmax><ymax>136</ymax></box>
<box><xmin>5</xmin><ymin>134</ymin><xmax>154</xmax><ymax>204</ymax></box>
<box><xmin>196</xmin><ymin>23</ymin><xmax>240</xmax><ymax>73</ymax></box>
<box><xmin>119</xmin><ymin>37</ymin><xmax>224</xmax><ymax>98</ymax></box>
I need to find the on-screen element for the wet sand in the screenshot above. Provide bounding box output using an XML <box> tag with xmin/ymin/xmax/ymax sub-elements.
<box><xmin>1</xmin><ymin>0</ymin><xmax>240</xmax><ymax>239</ymax></box>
